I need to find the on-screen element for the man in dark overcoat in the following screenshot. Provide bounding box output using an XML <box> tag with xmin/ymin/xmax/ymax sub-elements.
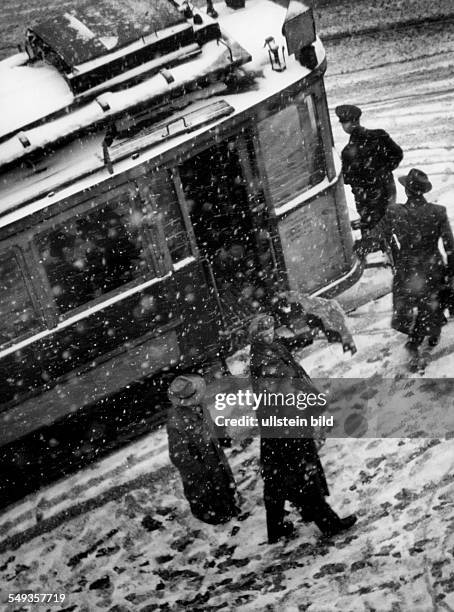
<box><xmin>167</xmin><ymin>375</ymin><xmax>239</xmax><ymax>524</ymax></box>
<box><xmin>335</xmin><ymin>104</ymin><xmax>403</xmax><ymax>233</ymax></box>
<box><xmin>357</xmin><ymin>168</ymin><xmax>454</xmax><ymax>368</ymax></box>
<box><xmin>249</xmin><ymin>315</ymin><xmax>357</xmax><ymax>544</ymax></box>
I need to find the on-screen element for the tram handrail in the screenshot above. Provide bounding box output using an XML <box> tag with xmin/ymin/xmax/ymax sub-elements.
<box><xmin>102</xmin><ymin>100</ymin><xmax>235</xmax><ymax>173</ymax></box>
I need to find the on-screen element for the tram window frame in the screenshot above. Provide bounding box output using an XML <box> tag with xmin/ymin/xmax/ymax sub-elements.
<box><xmin>172</xmin><ymin>129</ymin><xmax>262</xmax><ymax>240</ymax></box>
<box><xmin>308</xmin><ymin>81</ymin><xmax>337</xmax><ymax>181</ymax></box>
<box><xmin>254</xmin><ymin>90</ymin><xmax>327</xmax><ymax>210</ymax></box>
<box><xmin>0</xmin><ymin>243</ymin><xmax>45</xmax><ymax>349</ymax></box>
<box><xmin>296</xmin><ymin>92</ymin><xmax>326</xmax><ymax>178</ymax></box>
<box><xmin>168</xmin><ymin>124</ymin><xmax>288</xmax><ymax>279</ymax></box>
<box><xmin>32</xmin><ymin>182</ymin><xmax>169</xmax><ymax>322</ymax></box>
<box><xmin>135</xmin><ymin>168</ymin><xmax>195</xmax><ymax>265</ymax></box>
<box><xmin>172</xmin><ymin>124</ymin><xmax>263</xmax><ymax>207</ymax></box>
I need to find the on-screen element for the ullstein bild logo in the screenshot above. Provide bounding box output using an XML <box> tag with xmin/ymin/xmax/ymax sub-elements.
<box><xmin>214</xmin><ymin>413</ymin><xmax>334</xmax><ymax>428</ymax></box>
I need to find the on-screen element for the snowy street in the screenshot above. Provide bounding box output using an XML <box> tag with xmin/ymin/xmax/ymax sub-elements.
<box><xmin>326</xmin><ymin>41</ymin><xmax>454</xmax><ymax>228</ymax></box>
<box><xmin>2</xmin><ymin>295</ymin><xmax>454</xmax><ymax>611</ymax></box>
<box><xmin>1</xmin><ymin>1</ymin><xmax>454</xmax><ymax>611</ymax></box>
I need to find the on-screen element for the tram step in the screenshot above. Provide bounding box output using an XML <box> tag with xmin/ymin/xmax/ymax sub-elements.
<box><xmin>364</xmin><ymin>261</ymin><xmax>393</xmax><ymax>269</ymax></box>
<box><xmin>106</xmin><ymin>100</ymin><xmax>234</xmax><ymax>164</ymax></box>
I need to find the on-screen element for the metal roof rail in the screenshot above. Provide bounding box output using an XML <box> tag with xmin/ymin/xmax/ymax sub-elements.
<box><xmin>102</xmin><ymin>99</ymin><xmax>234</xmax><ymax>173</ymax></box>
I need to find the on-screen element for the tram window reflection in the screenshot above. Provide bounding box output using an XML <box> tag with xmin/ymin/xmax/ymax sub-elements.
<box><xmin>299</xmin><ymin>94</ymin><xmax>325</xmax><ymax>182</ymax></box>
<box><xmin>0</xmin><ymin>250</ymin><xmax>41</xmax><ymax>347</ymax></box>
<box><xmin>144</xmin><ymin>172</ymin><xmax>191</xmax><ymax>264</ymax></box>
<box><xmin>37</xmin><ymin>197</ymin><xmax>150</xmax><ymax>315</ymax></box>
<box><xmin>257</xmin><ymin>96</ymin><xmax>325</xmax><ymax>208</ymax></box>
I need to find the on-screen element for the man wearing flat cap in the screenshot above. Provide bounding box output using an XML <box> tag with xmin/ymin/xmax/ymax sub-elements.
<box><xmin>335</xmin><ymin>104</ymin><xmax>403</xmax><ymax>235</ymax></box>
<box><xmin>167</xmin><ymin>374</ymin><xmax>239</xmax><ymax>524</ymax></box>
<box><xmin>356</xmin><ymin>168</ymin><xmax>454</xmax><ymax>370</ymax></box>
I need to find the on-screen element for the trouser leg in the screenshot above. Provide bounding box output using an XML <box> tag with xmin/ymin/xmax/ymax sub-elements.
<box><xmin>264</xmin><ymin>480</ymin><xmax>286</xmax><ymax>543</ymax></box>
<box><xmin>296</xmin><ymin>502</ymin><xmax>315</xmax><ymax>522</ymax></box>
<box><xmin>413</xmin><ymin>297</ymin><xmax>445</xmax><ymax>342</ymax></box>
<box><xmin>264</xmin><ymin>497</ymin><xmax>286</xmax><ymax>542</ymax></box>
<box><xmin>407</xmin><ymin>334</ymin><xmax>424</xmax><ymax>348</ymax></box>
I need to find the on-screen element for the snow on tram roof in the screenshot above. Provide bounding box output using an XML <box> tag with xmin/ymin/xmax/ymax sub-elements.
<box><xmin>0</xmin><ymin>0</ymin><xmax>325</xmax><ymax>227</ymax></box>
<box><xmin>0</xmin><ymin>57</ymin><xmax>73</xmax><ymax>141</ymax></box>
<box><xmin>29</xmin><ymin>1</ymin><xmax>185</xmax><ymax>68</ymax></box>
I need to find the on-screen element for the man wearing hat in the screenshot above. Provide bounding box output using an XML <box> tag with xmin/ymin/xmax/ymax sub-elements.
<box><xmin>356</xmin><ymin>168</ymin><xmax>454</xmax><ymax>370</ymax></box>
<box><xmin>249</xmin><ymin>314</ymin><xmax>357</xmax><ymax>543</ymax></box>
<box><xmin>335</xmin><ymin>104</ymin><xmax>403</xmax><ymax>235</ymax></box>
<box><xmin>167</xmin><ymin>374</ymin><xmax>239</xmax><ymax>524</ymax></box>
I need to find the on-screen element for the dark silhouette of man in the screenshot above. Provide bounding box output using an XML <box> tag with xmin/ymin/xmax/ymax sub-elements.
<box><xmin>336</xmin><ymin>104</ymin><xmax>403</xmax><ymax>234</ymax></box>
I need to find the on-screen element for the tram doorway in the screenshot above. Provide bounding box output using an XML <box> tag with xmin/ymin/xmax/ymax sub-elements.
<box><xmin>179</xmin><ymin>139</ymin><xmax>275</xmax><ymax>328</ymax></box>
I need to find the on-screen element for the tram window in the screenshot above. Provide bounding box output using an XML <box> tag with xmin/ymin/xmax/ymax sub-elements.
<box><xmin>0</xmin><ymin>249</ymin><xmax>41</xmax><ymax>347</ymax></box>
<box><xmin>37</xmin><ymin>197</ymin><xmax>151</xmax><ymax>315</ymax></box>
<box><xmin>257</xmin><ymin>98</ymin><xmax>325</xmax><ymax>208</ymax></box>
<box><xmin>299</xmin><ymin>95</ymin><xmax>325</xmax><ymax>181</ymax></box>
<box><xmin>141</xmin><ymin>171</ymin><xmax>191</xmax><ymax>263</ymax></box>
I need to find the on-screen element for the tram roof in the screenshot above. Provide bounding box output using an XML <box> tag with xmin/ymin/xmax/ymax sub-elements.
<box><xmin>0</xmin><ymin>0</ymin><xmax>326</xmax><ymax>228</ymax></box>
<box><xmin>27</xmin><ymin>1</ymin><xmax>186</xmax><ymax>68</ymax></box>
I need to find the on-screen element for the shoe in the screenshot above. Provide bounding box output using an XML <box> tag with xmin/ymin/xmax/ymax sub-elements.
<box><xmin>299</xmin><ymin>508</ymin><xmax>314</xmax><ymax>523</ymax></box>
<box><xmin>268</xmin><ymin>520</ymin><xmax>294</xmax><ymax>544</ymax></box>
<box><xmin>428</xmin><ymin>335</ymin><xmax>440</xmax><ymax>347</ymax></box>
<box><xmin>408</xmin><ymin>356</ymin><xmax>420</xmax><ymax>372</ymax></box>
<box><xmin>405</xmin><ymin>339</ymin><xmax>421</xmax><ymax>371</ymax></box>
<box><xmin>417</xmin><ymin>356</ymin><xmax>428</xmax><ymax>372</ymax></box>
<box><xmin>405</xmin><ymin>340</ymin><xmax>420</xmax><ymax>353</ymax></box>
<box><xmin>323</xmin><ymin>514</ymin><xmax>357</xmax><ymax>537</ymax></box>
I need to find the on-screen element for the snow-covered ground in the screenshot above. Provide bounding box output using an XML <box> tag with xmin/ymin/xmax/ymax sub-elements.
<box><xmin>2</xmin><ymin>295</ymin><xmax>454</xmax><ymax>611</ymax></box>
<box><xmin>1</xmin><ymin>3</ymin><xmax>454</xmax><ymax>612</ymax></box>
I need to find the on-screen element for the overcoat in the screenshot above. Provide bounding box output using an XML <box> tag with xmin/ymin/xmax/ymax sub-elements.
<box><xmin>167</xmin><ymin>404</ymin><xmax>238</xmax><ymax>524</ymax></box>
<box><xmin>249</xmin><ymin>338</ymin><xmax>329</xmax><ymax>506</ymax></box>
<box><xmin>364</xmin><ymin>196</ymin><xmax>454</xmax><ymax>337</ymax></box>
<box><xmin>342</xmin><ymin>126</ymin><xmax>403</xmax><ymax>227</ymax></box>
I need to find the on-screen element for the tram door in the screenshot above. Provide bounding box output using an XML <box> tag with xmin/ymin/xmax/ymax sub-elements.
<box><xmin>178</xmin><ymin>136</ymin><xmax>276</xmax><ymax>329</ymax></box>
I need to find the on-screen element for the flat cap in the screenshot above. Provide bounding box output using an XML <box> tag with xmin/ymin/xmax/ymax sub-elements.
<box><xmin>335</xmin><ymin>104</ymin><xmax>362</xmax><ymax>122</ymax></box>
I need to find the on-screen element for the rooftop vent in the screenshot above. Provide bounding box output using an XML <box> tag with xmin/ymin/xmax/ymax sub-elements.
<box><xmin>25</xmin><ymin>0</ymin><xmax>220</xmax><ymax>95</ymax></box>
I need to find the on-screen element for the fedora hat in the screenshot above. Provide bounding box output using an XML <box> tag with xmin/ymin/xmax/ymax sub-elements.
<box><xmin>398</xmin><ymin>168</ymin><xmax>432</xmax><ymax>194</ymax></box>
<box><xmin>168</xmin><ymin>374</ymin><xmax>206</xmax><ymax>407</ymax></box>
<box><xmin>248</xmin><ymin>314</ymin><xmax>275</xmax><ymax>340</ymax></box>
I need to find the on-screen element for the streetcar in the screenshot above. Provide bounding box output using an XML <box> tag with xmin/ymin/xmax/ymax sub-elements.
<box><xmin>0</xmin><ymin>0</ymin><xmax>360</xmax><ymax>472</ymax></box>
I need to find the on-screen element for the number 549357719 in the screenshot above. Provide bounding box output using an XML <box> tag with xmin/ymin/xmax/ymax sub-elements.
<box><xmin>8</xmin><ymin>593</ymin><xmax>66</xmax><ymax>603</ymax></box>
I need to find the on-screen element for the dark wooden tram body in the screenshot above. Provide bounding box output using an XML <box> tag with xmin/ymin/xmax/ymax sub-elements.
<box><xmin>0</xmin><ymin>0</ymin><xmax>361</xmax><ymax>491</ymax></box>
